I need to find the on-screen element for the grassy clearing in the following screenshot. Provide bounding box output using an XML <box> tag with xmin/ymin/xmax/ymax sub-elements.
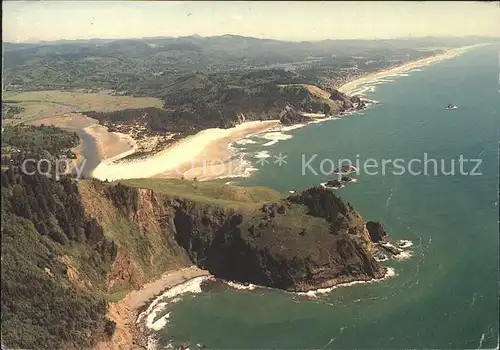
<box><xmin>2</xmin><ymin>90</ymin><xmax>164</xmax><ymax>126</ymax></box>
<box><xmin>4</xmin><ymin>90</ymin><xmax>163</xmax><ymax>110</ymax></box>
<box><xmin>277</xmin><ymin>83</ymin><xmax>340</xmax><ymax>113</ymax></box>
<box><xmin>116</xmin><ymin>178</ymin><xmax>282</xmax><ymax>209</ymax></box>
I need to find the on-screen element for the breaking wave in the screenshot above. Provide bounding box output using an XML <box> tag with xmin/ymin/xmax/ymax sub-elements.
<box><xmin>136</xmin><ymin>275</ymin><xmax>211</xmax><ymax>331</ymax></box>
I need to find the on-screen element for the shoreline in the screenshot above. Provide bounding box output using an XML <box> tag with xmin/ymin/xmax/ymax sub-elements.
<box><xmin>90</xmin><ymin>120</ymin><xmax>280</xmax><ymax>182</ymax></box>
<box><xmin>96</xmin><ymin>266</ymin><xmax>211</xmax><ymax>350</ymax></box>
<box><xmin>338</xmin><ymin>44</ymin><xmax>487</xmax><ymax>95</ymax></box>
<box><xmin>132</xmin><ymin>265</ymin><xmax>396</xmax><ymax>349</ymax></box>
<box><xmin>66</xmin><ymin>44</ymin><xmax>486</xmax><ymax>183</ymax></box>
<box><xmin>153</xmin><ymin>119</ymin><xmax>281</xmax><ymax>181</ymax></box>
<box><xmin>86</xmin><ymin>43</ymin><xmax>486</xmax><ymax>349</ymax></box>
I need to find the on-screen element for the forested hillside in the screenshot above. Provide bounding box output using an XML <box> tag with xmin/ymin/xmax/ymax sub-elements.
<box><xmin>4</xmin><ymin>35</ymin><xmax>485</xmax><ymax>95</ymax></box>
<box><xmin>1</xmin><ymin>153</ymin><xmax>386</xmax><ymax>349</ymax></box>
<box><xmin>1</xmin><ymin>171</ymin><xmax>117</xmax><ymax>348</ymax></box>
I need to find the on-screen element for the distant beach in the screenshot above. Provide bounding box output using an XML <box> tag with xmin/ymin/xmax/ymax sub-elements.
<box><xmin>80</xmin><ymin>44</ymin><xmax>488</xmax><ymax>182</ymax></box>
<box><xmin>338</xmin><ymin>44</ymin><xmax>488</xmax><ymax>95</ymax></box>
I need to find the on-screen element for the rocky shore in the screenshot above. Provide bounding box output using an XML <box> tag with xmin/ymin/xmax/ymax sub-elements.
<box><xmin>365</xmin><ymin>221</ymin><xmax>414</xmax><ymax>261</ymax></box>
<box><xmin>77</xmin><ymin>180</ymin><xmax>394</xmax><ymax>349</ymax></box>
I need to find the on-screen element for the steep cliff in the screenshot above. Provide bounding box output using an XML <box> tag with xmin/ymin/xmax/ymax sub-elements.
<box><xmin>2</xmin><ymin>175</ymin><xmax>384</xmax><ymax>349</ymax></box>
<box><xmin>83</xmin><ymin>180</ymin><xmax>384</xmax><ymax>292</ymax></box>
<box><xmin>83</xmin><ymin>81</ymin><xmax>363</xmax><ymax>143</ymax></box>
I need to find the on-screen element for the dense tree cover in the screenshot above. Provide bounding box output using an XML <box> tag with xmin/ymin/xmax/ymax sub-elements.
<box><xmin>3</xmin><ymin>35</ymin><xmax>483</xmax><ymax>96</ymax></box>
<box><xmin>83</xmin><ymin>70</ymin><xmax>352</xmax><ymax>137</ymax></box>
<box><xmin>1</xmin><ymin>124</ymin><xmax>79</xmax><ymax>174</ymax></box>
<box><xmin>2</xmin><ymin>124</ymin><xmax>79</xmax><ymax>156</ymax></box>
<box><xmin>1</xmin><ymin>104</ymin><xmax>25</xmax><ymax>119</ymax></box>
<box><xmin>1</xmin><ymin>170</ymin><xmax>117</xmax><ymax>349</ymax></box>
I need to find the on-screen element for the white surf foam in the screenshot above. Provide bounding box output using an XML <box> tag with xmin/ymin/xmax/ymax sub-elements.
<box><xmin>351</xmin><ymin>86</ymin><xmax>370</xmax><ymax>97</ymax></box>
<box><xmin>216</xmin><ymin>158</ymin><xmax>259</xmax><ymax>180</ymax></box>
<box><xmin>281</xmin><ymin>124</ymin><xmax>306</xmax><ymax>132</ymax></box>
<box><xmin>136</xmin><ymin>276</ymin><xmax>210</xmax><ymax>331</ymax></box>
<box><xmin>260</xmin><ymin>132</ymin><xmax>293</xmax><ymax>141</ymax></box>
<box><xmin>380</xmin><ymin>242</ymin><xmax>404</xmax><ymax>255</ymax></box>
<box><xmin>235</xmin><ymin>139</ymin><xmax>257</xmax><ymax>145</ymax></box>
<box><xmin>256</xmin><ymin>132</ymin><xmax>294</xmax><ymax>147</ymax></box>
<box><xmin>320</xmin><ymin>182</ymin><xmax>344</xmax><ymax>190</ymax></box>
<box><xmin>297</xmin><ymin>267</ymin><xmax>396</xmax><ymax>298</ymax></box>
<box><xmin>225</xmin><ymin>281</ymin><xmax>257</xmax><ymax>291</ymax></box>
<box><xmin>369</xmin><ymin>80</ymin><xmax>392</xmax><ymax>86</ymax></box>
<box><xmin>364</xmin><ymin>98</ymin><xmax>380</xmax><ymax>104</ymax></box>
<box><xmin>262</xmin><ymin>140</ymin><xmax>279</xmax><ymax>146</ymax></box>
<box><xmin>374</xmin><ymin>254</ymin><xmax>389</xmax><ymax>262</ymax></box>
<box><xmin>393</xmin><ymin>251</ymin><xmax>413</xmax><ymax>260</ymax></box>
<box><xmin>397</xmin><ymin>239</ymin><xmax>414</xmax><ymax>249</ymax></box>
<box><xmin>92</xmin><ymin>121</ymin><xmax>273</xmax><ymax>181</ymax></box>
<box><xmin>380</xmin><ymin>242</ymin><xmax>399</xmax><ymax>250</ymax></box>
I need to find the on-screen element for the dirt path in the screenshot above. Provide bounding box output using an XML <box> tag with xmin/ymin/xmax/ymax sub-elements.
<box><xmin>97</xmin><ymin>266</ymin><xmax>211</xmax><ymax>350</ymax></box>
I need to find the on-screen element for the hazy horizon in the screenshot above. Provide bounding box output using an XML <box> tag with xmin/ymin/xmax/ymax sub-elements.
<box><xmin>3</xmin><ymin>1</ymin><xmax>500</xmax><ymax>43</ymax></box>
<box><xmin>4</xmin><ymin>33</ymin><xmax>500</xmax><ymax>45</ymax></box>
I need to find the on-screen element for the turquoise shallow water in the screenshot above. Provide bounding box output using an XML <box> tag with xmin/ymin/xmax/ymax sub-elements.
<box><xmin>159</xmin><ymin>45</ymin><xmax>499</xmax><ymax>349</ymax></box>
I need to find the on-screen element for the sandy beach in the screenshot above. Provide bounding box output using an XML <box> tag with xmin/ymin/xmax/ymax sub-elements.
<box><xmin>96</xmin><ymin>266</ymin><xmax>211</xmax><ymax>350</ymax></box>
<box><xmin>338</xmin><ymin>44</ymin><xmax>487</xmax><ymax>95</ymax></box>
<box><xmin>65</xmin><ymin>44</ymin><xmax>488</xmax><ymax>183</ymax></box>
<box><xmin>154</xmin><ymin>120</ymin><xmax>280</xmax><ymax>181</ymax></box>
<box><xmin>83</xmin><ymin>123</ymin><xmax>136</xmax><ymax>161</ymax></box>
<box><xmin>29</xmin><ymin>112</ymin><xmax>278</xmax><ymax>181</ymax></box>
<box><xmin>91</xmin><ymin>120</ymin><xmax>279</xmax><ymax>182</ymax></box>
<box><xmin>30</xmin><ymin>113</ymin><xmax>136</xmax><ymax>163</ymax></box>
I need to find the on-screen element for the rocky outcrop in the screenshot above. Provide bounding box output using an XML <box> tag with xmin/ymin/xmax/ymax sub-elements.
<box><xmin>278</xmin><ymin>105</ymin><xmax>313</xmax><ymax>125</ymax></box>
<box><xmin>96</xmin><ymin>183</ymin><xmax>385</xmax><ymax>292</ymax></box>
<box><xmin>350</xmin><ymin>95</ymin><xmax>367</xmax><ymax>110</ymax></box>
<box><xmin>333</xmin><ymin>164</ymin><xmax>358</xmax><ymax>174</ymax></box>
<box><xmin>325</xmin><ymin>179</ymin><xmax>342</xmax><ymax>188</ymax></box>
<box><xmin>329</xmin><ymin>89</ymin><xmax>353</xmax><ymax>108</ymax></box>
<box><xmin>2</xmin><ymin>175</ymin><xmax>388</xmax><ymax>349</ymax></box>
<box><xmin>366</xmin><ymin>221</ymin><xmax>388</xmax><ymax>243</ymax></box>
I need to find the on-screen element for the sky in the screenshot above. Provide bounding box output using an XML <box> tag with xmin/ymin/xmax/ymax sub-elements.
<box><xmin>3</xmin><ymin>1</ymin><xmax>500</xmax><ymax>43</ymax></box>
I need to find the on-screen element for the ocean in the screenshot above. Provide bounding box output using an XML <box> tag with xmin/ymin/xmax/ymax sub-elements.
<box><xmin>154</xmin><ymin>45</ymin><xmax>499</xmax><ymax>349</ymax></box>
